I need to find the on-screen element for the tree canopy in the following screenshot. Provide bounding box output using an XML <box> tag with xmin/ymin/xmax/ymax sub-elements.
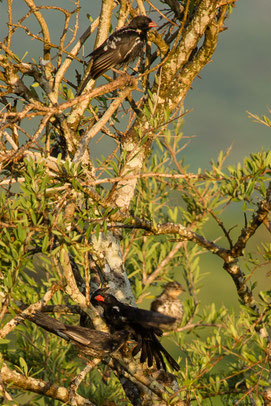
<box><xmin>0</xmin><ymin>0</ymin><xmax>271</xmax><ymax>405</ymax></box>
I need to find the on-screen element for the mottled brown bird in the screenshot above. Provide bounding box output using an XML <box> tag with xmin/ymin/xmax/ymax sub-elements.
<box><xmin>151</xmin><ymin>281</ymin><xmax>184</xmax><ymax>327</ymax></box>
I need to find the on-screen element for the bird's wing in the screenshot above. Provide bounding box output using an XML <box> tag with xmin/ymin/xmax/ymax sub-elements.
<box><xmin>89</xmin><ymin>30</ymin><xmax>142</xmax><ymax>79</ymax></box>
<box><xmin>89</xmin><ymin>28</ymin><xmax>139</xmax><ymax>58</ymax></box>
<box><xmin>120</xmin><ymin>305</ymin><xmax>176</xmax><ymax>329</ymax></box>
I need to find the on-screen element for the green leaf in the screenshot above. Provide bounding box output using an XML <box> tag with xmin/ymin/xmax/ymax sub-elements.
<box><xmin>42</xmin><ymin>233</ymin><xmax>49</xmax><ymax>253</ymax></box>
<box><xmin>17</xmin><ymin>223</ymin><xmax>27</xmax><ymax>242</ymax></box>
<box><xmin>103</xmin><ymin>220</ymin><xmax>107</xmax><ymax>236</ymax></box>
<box><xmin>19</xmin><ymin>357</ymin><xmax>28</xmax><ymax>375</ymax></box>
<box><xmin>95</xmin><ymin>223</ymin><xmax>100</xmax><ymax>241</ymax></box>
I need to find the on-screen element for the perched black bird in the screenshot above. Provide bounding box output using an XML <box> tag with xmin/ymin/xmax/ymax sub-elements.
<box><xmin>151</xmin><ymin>281</ymin><xmax>184</xmax><ymax>328</ymax></box>
<box><xmin>25</xmin><ymin>311</ymin><xmax>128</xmax><ymax>358</ymax></box>
<box><xmin>91</xmin><ymin>288</ymin><xmax>180</xmax><ymax>371</ymax></box>
<box><xmin>87</xmin><ymin>16</ymin><xmax>157</xmax><ymax>80</ymax></box>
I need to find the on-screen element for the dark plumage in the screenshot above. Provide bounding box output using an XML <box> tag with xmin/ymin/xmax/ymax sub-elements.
<box><xmin>88</xmin><ymin>16</ymin><xmax>157</xmax><ymax>79</ymax></box>
<box><xmin>151</xmin><ymin>282</ymin><xmax>184</xmax><ymax>327</ymax></box>
<box><xmin>25</xmin><ymin>311</ymin><xmax>128</xmax><ymax>358</ymax></box>
<box><xmin>91</xmin><ymin>288</ymin><xmax>180</xmax><ymax>371</ymax></box>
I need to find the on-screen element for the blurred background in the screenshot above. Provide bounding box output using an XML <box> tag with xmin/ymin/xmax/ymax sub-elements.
<box><xmin>184</xmin><ymin>0</ymin><xmax>271</xmax><ymax>171</ymax></box>
<box><xmin>183</xmin><ymin>0</ymin><xmax>271</xmax><ymax>310</ymax></box>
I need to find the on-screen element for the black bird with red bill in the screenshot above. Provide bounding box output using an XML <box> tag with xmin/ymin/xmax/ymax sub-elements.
<box><xmin>91</xmin><ymin>288</ymin><xmax>180</xmax><ymax>371</ymax></box>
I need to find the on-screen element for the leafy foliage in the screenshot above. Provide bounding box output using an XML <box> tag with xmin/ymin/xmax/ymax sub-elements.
<box><xmin>0</xmin><ymin>0</ymin><xmax>270</xmax><ymax>405</ymax></box>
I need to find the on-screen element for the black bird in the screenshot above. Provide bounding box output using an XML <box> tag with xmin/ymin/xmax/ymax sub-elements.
<box><xmin>91</xmin><ymin>288</ymin><xmax>180</xmax><ymax>371</ymax></box>
<box><xmin>25</xmin><ymin>311</ymin><xmax>128</xmax><ymax>358</ymax></box>
<box><xmin>87</xmin><ymin>16</ymin><xmax>157</xmax><ymax>80</ymax></box>
<box><xmin>151</xmin><ymin>281</ymin><xmax>184</xmax><ymax>328</ymax></box>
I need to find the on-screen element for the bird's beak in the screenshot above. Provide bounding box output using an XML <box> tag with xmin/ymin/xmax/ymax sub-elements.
<box><xmin>94</xmin><ymin>295</ymin><xmax>105</xmax><ymax>302</ymax></box>
<box><xmin>148</xmin><ymin>21</ymin><xmax>158</xmax><ymax>28</ymax></box>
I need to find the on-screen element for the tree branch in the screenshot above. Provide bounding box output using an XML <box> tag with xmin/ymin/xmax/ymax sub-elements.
<box><xmin>0</xmin><ymin>361</ymin><xmax>94</xmax><ymax>406</ymax></box>
<box><xmin>73</xmin><ymin>76</ymin><xmax>137</xmax><ymax>164</ymax></box>
<box><xmin>0</xmin><ymin>282</ymin><xmax>61</xmax><ymax>339</ymax></box>
<box><xmin>109</xmin><ymin>0</ymin><xmax>227</xmax><ymax>211</ymax></box>
<box><xmin>232</xmin><ymin>183</ymin><xmax>271</xmax><ymax>257</ymax></box>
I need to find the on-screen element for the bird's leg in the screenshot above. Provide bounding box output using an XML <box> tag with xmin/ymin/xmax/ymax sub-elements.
<box><xmin>132</xmin><ymin>48</ymin><xmax>146</xmax><ymax>75</ymax></box>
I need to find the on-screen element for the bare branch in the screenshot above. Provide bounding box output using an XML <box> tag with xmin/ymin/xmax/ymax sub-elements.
<box><xmin>232</xmin><ymin>183</ymin><xmax>271</xmax><ymax>257</ymax></box>
<box><xmin>0</xmin><ymin>361</ymin><xmax>94</xmax><ymax>406</ymax></box>
<box><xmin>59</xmin><ymin>248</ymin><xmax>107</xmax><ymax>332</ymax></box>
<box><xmin>74</xmin><ymin>76</ymin><xmax>137</xmax><ymax>164</ymax></box>
<box><xmin>24</xmin><ymin>0</ymin><xmax>52</xmax><ymax>81</ymax></box>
